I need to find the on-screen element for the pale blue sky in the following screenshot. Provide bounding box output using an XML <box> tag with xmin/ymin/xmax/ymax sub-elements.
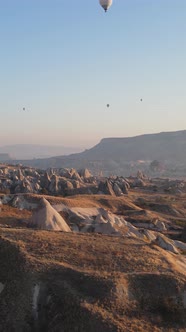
<box><xmin>1</xmin><ymin>0</ymin><xmax>186</xmax><ymax>148</ymax></box>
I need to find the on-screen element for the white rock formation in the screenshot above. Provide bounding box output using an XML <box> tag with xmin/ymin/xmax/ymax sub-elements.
<box><xmin>29</xmin><ymin>198</ymin><xmax>71</xmax><ymax>232</ymax></box>
<box><xmin>155</xmin><ymin>235</ymin><xmax>179</xmax><ymax>254</ymax></box>
<box><xmin>142</xmin><ymin>230</ymin><xmax>157</xmax><ymax>241</ymax></box>
<box><xmin>94</xmin><ymin>221</ymin><xmax>121</xmax><ymax>236</ymax></box>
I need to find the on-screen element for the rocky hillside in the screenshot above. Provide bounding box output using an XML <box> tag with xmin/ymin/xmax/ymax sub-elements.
<box><xmin>77</xmin><ymin>130</ymin><xmax>186</xmax><ymax>162</ymax></box>
<box><xmin>0</xmin><ymin>228</ymin><xmax>186</xmax><ymax>332</ymax></box>
<box><xmin>0</xmin><ymin>163</ymin><xmax>186</xmax><ymax>331</ymax></box>
<box><xmin>11</xmin><ymin>130</ymin><xmax>186</xmax><ymax>176</ymax></box>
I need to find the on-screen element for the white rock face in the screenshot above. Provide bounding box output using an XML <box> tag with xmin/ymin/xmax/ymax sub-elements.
<box><xmin>155</xmin><ymin>235</ymin><xmax>179</xmax><ymax>254</ymax></box>
<box><xmin>74</xmin><ymin>209</ymin><xmax>186</xmax><ymax>251</ymax></box>
<box><xmin>153</xmin><ymin>235</ymin><xmax>186</xmax><ymax>254</ymax></box>
<box><xmin>126</xmin><ymin>222</ymin><xmax>144</xmax><ymax>238</ymax></box>
<box><xmin>68</xmin><ymin>207</ymin><xmax>101</xmax><ymax>221</ymax></box>
<box><xmin>29</xmin><ymin>198</ymin><xmax>71</xmax><ymax>232</ymax></box>
<box><xmin>94</xmin><ymin>221</ymin><xmax>121</xmax><ymax>235</ymax></box>
<box><xmin>143</xmin><ymin>230</ymin><xmax>157</xmax><ymax>241</ymax></box>
<box><xmin>62</xmin><ymin>206</ymin><xmax>144</xmax><ymax>238</ymax></box>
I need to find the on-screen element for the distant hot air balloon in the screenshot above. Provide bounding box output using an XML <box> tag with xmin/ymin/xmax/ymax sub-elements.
<box><xmin>107</xmin><ymin>104</ymin><xmax>110</xmax><ymax>108</ymax></box>
<box><xmin>99</xmin><ymin>0</ymin><xmax>113</xmax><ymax>12</ymax></box>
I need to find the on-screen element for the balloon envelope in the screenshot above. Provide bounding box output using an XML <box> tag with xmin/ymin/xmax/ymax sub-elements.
<box><xmin>99</xmin><ymin>0</ymin><xmax>113</xmax><ymax>12</ymax></box>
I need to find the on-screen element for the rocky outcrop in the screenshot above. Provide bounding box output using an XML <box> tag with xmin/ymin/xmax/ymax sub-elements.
<box><xmin>155</xmin><ymin>235</ymin><xmax>179</xmax><ymax>254</ymax></box>
<box><xmin>98</xmin><ymin>177</ymin><xmax>129</xmax><ymax>196</ymax></box>
<box><xmin>29</xmin><ymin>198</ymin><xmax>71</xmax><ymax>232</ymax></box>
<box><xmin>78</xmin><ymin>168</ymin><xmax>92</xmax><ymax>178</ymax></box>
<box><xmin>98</xmin><ymin>180</ymin><xmax>116</xmax><ymax>196</ymax></box>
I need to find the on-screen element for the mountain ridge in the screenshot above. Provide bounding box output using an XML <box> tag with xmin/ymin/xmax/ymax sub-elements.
<box><xmin>6</xmin><ymin>130</ymin><xmax>186</xmax><ymax>176</ymax></box>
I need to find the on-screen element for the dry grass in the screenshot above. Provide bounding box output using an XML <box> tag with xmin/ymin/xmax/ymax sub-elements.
<box><xmin>19</xmin><ymin>193</ymin><xmax>140</xmax><ymax>211</ymax></box>
<box><xmin>1</xmin><ymin>190</ymin><xmax>186</xmax><ymax>331</ymax></box>
<box><xmin>0</xmin><ymin>205</ymin><xmax>31</xmax><ymax>228</ymax></box>
<box><xmin>0</xmin><ymin>227</ymin><xmax>186</xmax><ymax>331</ymax></box>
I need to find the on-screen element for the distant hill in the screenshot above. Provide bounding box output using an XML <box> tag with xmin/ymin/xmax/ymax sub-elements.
<box><xmin>10</xmin><ymin>130</ymin><xmax>186</xmax><ymax>176</ymax></box>
<box><xmin>0</xmin><ymin>144</ymin><xmax>83</xmax><ymax>160</ymax></box>
<box><xmin>81</xmin><ymin>130</ymin><xmax>186</xmax><ymax>161</ymax></box>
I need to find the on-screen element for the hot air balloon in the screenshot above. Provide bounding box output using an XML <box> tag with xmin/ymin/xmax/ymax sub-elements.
<box><xmin>99</xmin><ymin>0</ymin><xmax>113</xmax><ymax>12</ymax></box>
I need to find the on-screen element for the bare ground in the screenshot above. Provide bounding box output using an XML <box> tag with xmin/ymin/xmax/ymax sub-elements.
<box><xmin>0</xmin><ymin>192</ymin><xmax>186</xmax><ymax>331</ymax></box>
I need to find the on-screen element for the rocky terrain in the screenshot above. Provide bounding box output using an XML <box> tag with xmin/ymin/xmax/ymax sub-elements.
<box><xmin>1</xmin><ymin>164</ymin><xmax>186</xmax><ymax>198</ymax></box>
<box><xmin>0</xmin><ymin>163</ymin><xmax>186</xmax><ymax>331</ymax></box>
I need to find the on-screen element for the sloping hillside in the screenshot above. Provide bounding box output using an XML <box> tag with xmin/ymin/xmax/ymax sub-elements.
<box><xmin>1</xmin><ymin>180</ymin><xmax>186</xmax><ymax>331</ymax></box>
<box><xmin>12</xmin><ymin>130</ymin><xmax>186</xmax><ymax>175</ymax></box>
<box><xmin>0</xmin><ymin>229</ymin><xmax>186</xmax><ymax>332</ymax></box>
<box><xmin>79</xmin><ymin>130</ymin><xmax>186</xmax><ymax>161</ymax></box>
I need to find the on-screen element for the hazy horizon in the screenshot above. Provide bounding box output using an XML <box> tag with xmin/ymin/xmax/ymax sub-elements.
<box><xmin>1</xmin><ymin>128</ymin><xmax>186</xmax><ymax>160</ymax></box>
<box><xmin>1</xmin><ymin>0</ymin><xmax>186</xmax><ymax>146</ymax></box>
<box><xmin>0</xmin><ymin>143</ymin><xmax>84</xmax><ymax>160</ymax></box>
<box><xmin>1</xmin><ymin>128</ymin><xmax>186</xmax><ymax>152</ymax></box>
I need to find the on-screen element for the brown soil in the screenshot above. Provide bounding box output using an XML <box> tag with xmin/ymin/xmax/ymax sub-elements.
<box><xmin>0</xmin><ymin>227</ymin><xmax>186</xmax><ymax>332</ymax></box>
<box><xmin>0</xmin><ymin>190</ymin><xmax>186</xmax><ymax>331</ymax></box>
